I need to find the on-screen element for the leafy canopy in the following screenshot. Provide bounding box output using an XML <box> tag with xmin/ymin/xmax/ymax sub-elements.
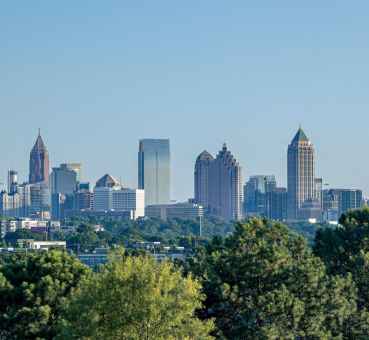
<box><xmin>0</xmin><ymin>250</ymin><xmax>90</xmax><ymax>340</ymax></box>
<box><xmin>188</xmin><ymin>219</ymin><xmax>365</xmax><ymax>339</ymax></box>
<box><xmin>58</xmin><ymin>253</ymin><xmax>214</xmax><ymax>340</ymax></box>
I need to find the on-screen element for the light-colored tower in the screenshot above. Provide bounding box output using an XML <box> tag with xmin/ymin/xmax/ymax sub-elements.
<box><xmin>287</xmin><ymin>127</ymin><xmax>315</xmax><ymax>220</ymax></box>
<box><xmin>208</xmin><ymin>143</ymin><xmax>243</xmax><ymax>221</ymax></box>
<box><xmin>138</xmin><ymin>139</ymin><xmax>170</xmax><ymax>206</ymax></box>
<box><xmin>194</xmin><ymin>151</ymin><xmax>214</xmax><ymax>210</ymax></box>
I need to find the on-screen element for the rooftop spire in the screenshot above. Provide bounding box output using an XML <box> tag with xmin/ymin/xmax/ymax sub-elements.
<box><xmin>291</xmin><ymin>126</ymin><xmax>309</xmax><ymax>144</ymax></box>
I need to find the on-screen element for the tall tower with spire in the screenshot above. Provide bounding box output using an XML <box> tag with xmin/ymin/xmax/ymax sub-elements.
<box><xmin>287</xmin><ymin>127</ymin><xmax>315</xmax><ymax>220</ymax></box>
<box><xmin>29</xmin><ymin>130</ymin><xmax>50</xmax><ymax>184</ymax></box>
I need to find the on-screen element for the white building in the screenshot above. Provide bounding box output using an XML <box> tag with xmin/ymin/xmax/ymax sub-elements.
<box><xmin>93</xmin><ymin>184</ymin><xmax>145</xmax><ymax>219</ymax></box>
<box><xmin>112</xmin><ymin>188</ymin><xmax>145</xmax><ymax>219</ymax></box>
<box><xmin>146</xmin><ymin>202</ymin><xmax>204</xmax><ymax>221</ymax></box>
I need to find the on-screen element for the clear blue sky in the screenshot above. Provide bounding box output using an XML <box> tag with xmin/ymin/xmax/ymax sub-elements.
<box><xmin>1</xmin><ymin>1</ymin><xmax>369</xmax><ymax>200</ymax></box>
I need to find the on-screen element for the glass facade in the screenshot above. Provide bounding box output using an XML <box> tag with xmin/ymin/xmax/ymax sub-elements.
<box><xmin>138</xmin><ymin>139</ymin><xmax>170</xmax><ymax>206</ymax></box>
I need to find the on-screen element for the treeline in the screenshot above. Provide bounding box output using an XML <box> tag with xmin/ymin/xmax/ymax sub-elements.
<box><xmin>2</xmin><ymin>209</ymin><xmax>369</xmax><ymax>338</ymax></box>
<box><xmin>3</xmin><ymin>216</ymin><xmax>235</xmax><ymax>251</ymax></box>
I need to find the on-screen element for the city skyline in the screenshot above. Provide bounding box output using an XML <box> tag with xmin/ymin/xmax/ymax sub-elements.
<box><xmin>0</xmin><ymin>127</ymin><xmax>366</xmax><ymax>202</ymax></box>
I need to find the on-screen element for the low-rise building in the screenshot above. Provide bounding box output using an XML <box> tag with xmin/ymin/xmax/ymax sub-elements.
<box><xmin>146</xmin><ymin>202</ymin><xmax>204</xmax><ymax>221</ymax></box>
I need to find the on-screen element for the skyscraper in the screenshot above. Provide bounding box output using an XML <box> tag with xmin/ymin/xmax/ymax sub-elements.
<box><xmin>29</xmin><ymin>131</ymin><xmax>49</xmax><ymax>184</ymax></box>
<box><xmin>287</xmin><ymin>127</ymin><xmax>315</xmax><ymax>220</ymax></box>
<box><xmin>138</xmin><ymin>139</ymin><xmax>170</xmax><ymax>206</ymax></box>
<box><xmin>50</xmin><ymin>164</ymin><xmax>78</xmax><ymax>195</ymax></box>
<box><xmin>244</xmin><ymin>175</ymin><xmax>276</xmax><ymax>217</ymax></box>
<box><xmin>194</xmin><ymin>151</ymin><xmax>214</xmax><ymax>210</ymax></box>
<box><xmin>208</xmin><ymin>144</ymin><xmax>243</xmax><ymax>221</ymax></box>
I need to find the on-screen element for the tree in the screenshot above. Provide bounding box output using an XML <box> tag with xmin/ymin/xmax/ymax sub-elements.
<box><xmin>315</xmin><ymin>208</ymin><xmax>369</xmax><ymax>311</ymax></box>
<box><xmin>58</xmin><ymin>253</ymin><xmax>214</xmax><ymax>339</ymax></box>
<box><xmin>0</xmin><ymin>251</ymin><xmax>90</xmax><ymax>339</ymax></box>
<box><xmin>188</xmin><ymin>219</ymin><xmax>364</xmax><ymax>339</ymax></box>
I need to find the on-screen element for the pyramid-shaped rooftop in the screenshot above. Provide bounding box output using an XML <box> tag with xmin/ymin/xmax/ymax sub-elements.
<box><xmin>291</xmin><ymin>127</ymin><xmax>309</xmax><ymax>144</ymax></box>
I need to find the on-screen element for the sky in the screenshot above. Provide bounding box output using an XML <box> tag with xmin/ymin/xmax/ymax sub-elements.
<box><xmin>1</xmin><ymin>1</ymin><xmax>369</xmax><ymax>200</ymax></box>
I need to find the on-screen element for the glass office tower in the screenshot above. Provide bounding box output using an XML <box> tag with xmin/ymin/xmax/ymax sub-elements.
<box><xmin>138</xmin><ymin>139</ymin><xmax>170</xmax><ymax>206</ymax></box>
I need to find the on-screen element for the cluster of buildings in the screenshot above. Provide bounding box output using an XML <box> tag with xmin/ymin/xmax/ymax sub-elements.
<box><xmin>0</xmin><ymin>128</ymin><xmax>365</xmax><ymax>230</ymax></box>
<box><xmin>194</xmin><ymin>128</ymin><xmax>364</xmax><ymax>223</ymax></box>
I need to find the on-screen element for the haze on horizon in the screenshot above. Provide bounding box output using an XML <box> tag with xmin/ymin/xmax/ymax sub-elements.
<box><xmin>1</xmin><ymin>1</ymin><xmax>369</xmax><ymax>200</ymax></box>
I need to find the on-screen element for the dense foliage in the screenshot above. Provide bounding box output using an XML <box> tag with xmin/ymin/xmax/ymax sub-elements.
<box><xmin>187</xmin><ymin>218</ymin><xmax>369</xmax><ymax>339</ymax></box>
<box><xmin>0</xmin><ymin>251</ymin><xmax>90</xmax><ymax>339</ymax></box>
<box><xmin>315</xmin><ymin>208</ymin><xmax>369</xmax><ymax>312</ymax></box>
<box><xmin>57</xmin><ymin>253</ymin><xmax>214</xmax><ymax>339</ymax></box>
<box><xmin>4</xmin><ymin>210</ymin><xmax>369</xmax><ymax>338</ymax></box>
<box><xmin>57</xmin><ymin>217</ymin><xmax>234</xmax><ymax>252</ymax></box>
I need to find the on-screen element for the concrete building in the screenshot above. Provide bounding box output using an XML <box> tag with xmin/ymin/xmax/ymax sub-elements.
<box><xmin>61</xmin><ymin>163</ymin><xmax>82</xmax><ymax>182</ymax></box>
<box><xmin>93</xmin><ymin>175</ymin><xmax>144</xmax><ymax>219</ymax></box>
<box><xmin>138</xmin><ymin>139</ymin><xmax>170</xmax><ymax>206</ymax></box>
<box><xmin>146</xmin><ymin>202</ymin><xmax>204</xmax><ymax>221</ymax></box>
<box><xmin>0</xmin><ymin>191</ymin><xmax>22</xmax><ymax>217</ymax></box>
<box><xmin>207</xmin><ymin>144</ymin><xmax>243</xmax><ymax>221</ymax></box>
<box><xmin>29</xmin><ymin>182</ymin><xmax>50</xmax><ymax>218</ymax></box>
<box><xmin>194</xmin><ymin>151</ymin><xmax>214</xmax><ymax>210</ymax></box>
<box><xmin>29</xmin><ymin>130</ymin><xmax>49</xmax><ymax>185</ymax></box>
<box><xmin>112</xmin><ymin>188</ymin><xmax>145</xmax><ymax>219</ymax></box>
<box><xmin>50</xmin><ymin>164</ymin><xmax>78</xmax><ymax>195</ymax></box>
<box><xmin>287</xmin><ymin>128</ymin><xmax>316</xmax><ymax>221</ymax></box>
<box><xmin>7</xmin><ymin>170</ymin><xmax>18</xmax><ymax>194</ymax></box>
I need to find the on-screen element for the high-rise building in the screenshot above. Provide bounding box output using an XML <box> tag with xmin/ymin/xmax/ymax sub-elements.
<box><xmin>208</xmin><ymin>144</ymin><xmax>243</xmax><ymax>221</ymax></box>
<box><xmin>29</xmin><ymin>182</ymin><xmax>50</xmax><ymax>218</ymax></box>
<box><xmin>29</xmin><ymin>131</ymin><xmax>49</xmax><ymax>185</ymax></box>
<box><xmin>59</xmin><ymin>163</ymin><xmax>82</xmax><ymax>182</ymax></box>
<box><xmin>244</xmin><ymin>175</ymin><xmax>276</xmax><ymax>217</ymax></box>
<box><xmin>338</xmin><ymin>189</ymin><xmax>363</xmax><ymax>217</ymax></box>
<box><xmin>194</xmin><ymin>151</ymin><xmax>214</xmax><ymax>210</ymax></box>
<box><xmin>138</xmin><ymin>139</ymin><xmax>170</xmax><ymax>206</ymax></box>
<box><xmin>287</xmin><ymin>128</ymin><xmax>315</xmax><ymax>220</ymax></box>
<box><xmin>322</xmin><ymin>189</ymin><xmax>363</xmax><ymax>222</ymax></box>
<box><xmin>266</xmin><ymin>187</ymin><xmax>287</xmax><ymax>221</ymax></box>
<box><xmin>50</xmin><ymin>164</ymin><xmax>78</xmax><ymax>195</ymax></box>
<box><xmin>7</xmin><ymin>170</ymin><xmax>18</xmax><ymax>194</ymax></box>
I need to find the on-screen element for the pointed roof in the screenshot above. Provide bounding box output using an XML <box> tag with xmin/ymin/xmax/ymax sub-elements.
<box><xmin>31</xmin><ymin>130</ymin><xmax>48</xmax><ymax>153</ymax></box>
<box><xmin>95</xmin><ymin>174</ymin><xmax>121</xmax><ymax>188</ymax></box>
<box><xmin>196</xmin><ymin>150</ymin><xmax>214</xmax><ymax>162</ymax></box>
<box><xmin>291</xmin><ymin>127</ymin><xmax>309</xmax><ymax>144</ymax></box>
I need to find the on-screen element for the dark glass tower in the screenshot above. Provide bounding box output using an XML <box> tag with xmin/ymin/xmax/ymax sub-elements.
<box><xmin>29</xmin><ymin>131</ymin><xmax>49</xmax><ymax>184</ymax></box>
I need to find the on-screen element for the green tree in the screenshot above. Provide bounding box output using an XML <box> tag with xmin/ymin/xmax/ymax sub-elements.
<box><xmin>188</xmin><ymin>219</ymin><xmax>364</xmax><ymax>339</ymax></box>
<box><xmin>58</xmin><ymin>253</ymin><xmax>214</xmax><ymax>339</ymax></box>
<box><xmin>315</xmin><ymin>208</ymin><xmax>369</xmax><ymax>311</ymax></box>
<box><xmin>0</xmin><ymin>251</ymin><xmax>90</xmax><ymax>339</ymax></box>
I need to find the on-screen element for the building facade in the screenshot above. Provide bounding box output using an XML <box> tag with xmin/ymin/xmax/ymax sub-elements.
<box><xmin>138</xmin><ymin>139</ymin><xmax>170</xmax><ymax>206</ymax></box>
<box><xmin>207</xmin><ymin>144</ymin><xmax>243</xmax><ymax>221</ymax></box>
<box><xmin>50</xmin><ymin>164</ymin><xmax>78</xmax><ymax>195</ymax></box>
<box><xmin>244</xmin><ymin>175</ymin><xmax>276</xmax><ymax>217</ymax></box>
<box><xmin>145</xmin><ymin>202</ymin><xmax>204</xmax><ymax>221</ymax></box>
<box><xmin>29</xmin><ymin>131</ymin><xmax>49</xmax><ymax>185</ymax></box>
<box><xmin>287</xmin><ymin>128</ymin><xmax>316</xmax><ymax>221</ymax></box>
<box><xmin>194</xmin><ymin>151</ymin><xmax>214</xmax><ymax>210</ymax></box>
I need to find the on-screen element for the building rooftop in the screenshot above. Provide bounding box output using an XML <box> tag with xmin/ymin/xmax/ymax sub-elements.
<box><xmin>95</xmin><ymin>174</ymin><xmax>121</xmax><ymax>188</ymax></box>
<box><xmin>291</xmin><ymin>127</ymin><xmax>309</xmax><ymax>144</ymax></box>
